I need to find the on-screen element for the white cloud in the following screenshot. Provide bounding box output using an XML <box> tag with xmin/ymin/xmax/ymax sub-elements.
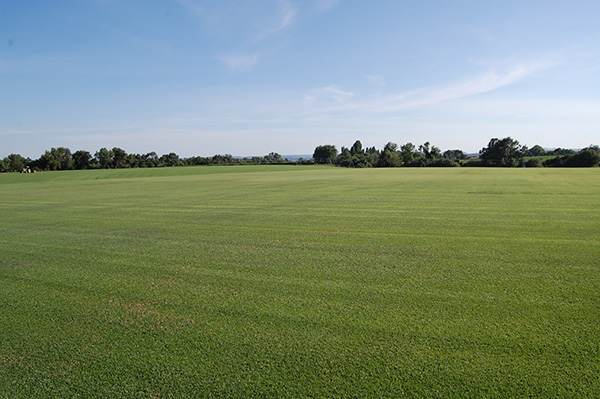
<box><xmin>366</xmin><ymin>65</ymin><xmax>540</xmax><ymax>112</ymax></box>
<box><xmin>310</xmin><ymin>62</ymin><xmax>552</xmax><ymax>114</ymax></box>
<box><xmin>314</xmin><ymin>0</ymin><xmax>341</xmax><ymax>13</ymax></box>
<box><xmin>304</xmin><ymin>85</ymin><xmax>355</xmax><ymax>105</ymax></box>
<box><xmin>278</xmin><ymin>1</ymin><xmax>297</xmax><ymax>29</ymax></box>
<box><xmin>216</xmin><ymin>53</ymin><xmax>259</xmax><ymax>71</ymax></box>
<box><xmin>255</xmin><ymin>0</ymin><xmax>297</xmax><ymax>41</ymax></box>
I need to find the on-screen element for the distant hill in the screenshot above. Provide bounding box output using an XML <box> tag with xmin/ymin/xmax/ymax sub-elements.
<box><xmin>283</xmin><ymin>154</ymin><xmax>313</xmax><ymax>161</ymax></box>
<box><xmin>232</xmin><ymin>154</ymin><xmax>312</xmax><ymax>161</ymax></box>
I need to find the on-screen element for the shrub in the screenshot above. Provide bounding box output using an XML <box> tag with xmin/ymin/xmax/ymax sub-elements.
<box><xmin>462</xmin><ymin>158</ymin><xmax>484</xmax><ymax>167</ymax></box>
<box><xmin>565</xmin><ymin>147</ymin><xmax>600</xmax><ymax>167</ymax></box>
<box><xmin>524</xmin><ymin>158</ymin><xmax>543</xmax><ymax>168</ymax></box>
<box><xmin>544</xmin><ymin>146</ymin><xmax>600</xmax><ymax>167</ymax></box>
<box><xmin>428</xmin><ymin>158</ymin><xmax>459</xmax><ymax>167</ymax></box>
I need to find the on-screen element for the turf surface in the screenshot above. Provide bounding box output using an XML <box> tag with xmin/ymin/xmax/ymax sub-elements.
<box><xmin>1</xmin><ymin>166</ymin><xmax>599</xmax><ymax>397</ymax></box>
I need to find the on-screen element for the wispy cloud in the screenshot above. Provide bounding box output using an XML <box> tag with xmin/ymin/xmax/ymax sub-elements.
<box><xmin>314</xmin><ymin>0</ymin><xmax>341</xmax><ymax>13</ymax></box>
<box><xmin>177</xmin><ymin>1</ymin><xmax>298</xmax><ymax>70</ymax></box>
<box><xmin>216</xmin><ymin>53</ymin><xmax>259</xmax><ymax>71</ymax></box>
<box><xmin>368</xmin><ymin>63</ymin><xmax>547</xmax><ymax>112</ymax></box>
<box><xmin>255</xmin><ymin>0</ymin><xmax>297</xmax><ymax>41</ymax></box>
<box><xmin>309</xmin><ymin>62</ymin><xmax>552</xmax><ymax>114</ymax></box>
<box><xmin>175</xmin><ymin>0</ymin><xmax>204</xmax><ymax>18</ymax></box>
<box><xmin>304</xmin><ymin>85</ymin><xmax>354</xmax><ymax>105</ymax></box>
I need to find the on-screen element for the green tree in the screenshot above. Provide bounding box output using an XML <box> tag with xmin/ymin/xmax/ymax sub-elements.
<box><xmin>126</xmin><ymin>153</ymin><xmax>142</xmax><ymax>168</ymax></box>
<box><xmin>111</xmin><ymin>147</ymin><xmax>128</xmax><ymax>168</ymax></box>
<box><xmin>419</xmin><ymin>142</ymin><xmax>441</xmax><ymax>160</ymax></box>
<box><xmin>377</xmin><ymin>142</ymin><xmax>401</xmax><ymax>167</ymax></box>
<box><xmin>143</xmin><ymin>152</ymin><xmax>159</xmax><ymax>167</ymax></box>
<box><xmin>565</xmin><ymin>146</ymin><xmax>600</xmax><ymax>167</ymax></box>
<box><xmin>95</xmin><ymin>148</ymin><xmax>113</xmax><ymax>168</ymax></box>
<box><xmin>210</xmin><ymin>154</ymin><xmax>234</xmax><ymax>165</ymax></box>
<box><xmin>524</xmin><ymin>158</ymin><xmax>543</xmax><ymax>167</ymax></box>
<box><xmin>364</xmin><ymin>146</ymin><xmax>379</xmax><ymax>166</ymax></box>
<box><xmin>335</xmin><ymin>147</ymin><xmax>353</xmax><ymax>167</ymax></box>
<box><xmin>312</xmin><ymin>145</ymin><xmax>338</xmax><ymax>164</ymax></box>
<box><xmin>334</xmin><ymin>140</ymin><xmax>370</xmax><ymax>167</ymax></box>
<box><xmin>551</xmin><ymin>148</ymin><xmax>576</xmax><ymax>156</ymax></box>
<box><xmin>350</xmin><ymin>140</ymin><xmax>364</xmax><ymax>155</ymax></box>
<box><xmin>3</xmin><ymin>154</ymin><xmax>27</xmax><ymax>172</ymax></box>
<box><xmin>400</xmin><ymin>143</ymin><xmax>417</xmax><ymax>164</ymax></box>
<box><xmin>72</xmin><ymin>150</ymin><xmax>92</xmax><ymax>169</ymax></box>
<box><xmin>479</xmin><ymin>137</ymin><xmax>526</xmax><ymax>167</ymax></box>
<box><xmin>544</xmin><ymin>147</ymin><xmax>600</xmax><ymax>167</ymax></box>
<box><xmin>264</xmin><ymin>152</ymin><xmax>284</xmax><ymax>163</ymax></box>
<box><xmin>160</xmin><ymin>152</ymin><xmax>181</xmax><ymax>167</ymax></box>
<box><xmin>39</xmin><ymin>147</ymin><xmax>73</xmax><ymax>170</ymax></box>
<box><xmin>351</xmin><ymin>141</ymin><xmax>371</xmax><ymax>167</ymax></box>
<box><xmin>443</xmin><ymin>149</ymin><xmax>466</xmax><ymax>161</ymax></box>
<box><xmin>527</xmin><ymin>145</ymin><xmax>546</xmax><ymax>157</ymax></box>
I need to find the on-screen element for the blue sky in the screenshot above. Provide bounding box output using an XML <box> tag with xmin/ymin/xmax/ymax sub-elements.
<box><xmin>1</xmin><ymin>0</ymin><xmax>599</xmax><ymax>157</ymax></box>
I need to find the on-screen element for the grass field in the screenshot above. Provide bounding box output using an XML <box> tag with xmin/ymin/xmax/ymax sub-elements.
<box><xmin>1</xmin><ymin>166</ymin><xmax>599</xmax><ymax>397</ymax></box>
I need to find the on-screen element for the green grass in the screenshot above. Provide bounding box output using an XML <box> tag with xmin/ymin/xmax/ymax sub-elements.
<box><xmin>1</xmin><ymin>166</ymin><xmax>599</xmax><ymax>397</ymax></box>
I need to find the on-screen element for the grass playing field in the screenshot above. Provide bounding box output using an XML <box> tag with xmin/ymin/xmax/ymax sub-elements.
<box><xmin>1</xmin><ymin>166</ymin><xmax>598</xmax><ymax>397</ymax></box>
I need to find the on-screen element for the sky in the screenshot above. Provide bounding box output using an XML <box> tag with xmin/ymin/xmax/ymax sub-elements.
<box><xmin>1</xmin><ymin>0</ymin><xmax>600</xmax><ymax>157</ymax></box>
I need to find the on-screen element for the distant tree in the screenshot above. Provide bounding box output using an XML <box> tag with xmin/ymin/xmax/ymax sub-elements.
<box><xmin>7</xmin><ymin>138</ymin><xmax>596</xmax><ymax>172</ymax></box>
<box><xmin>349</xmin><ymin>140</ymin><xmax>372</xmax><ymax>167</ymax></box>
<box><xmin>564</xmin><ymin>146</ymin><xmax>600</xmax><ymax>167</ymax></box>
<box><xmin>527</xmin><ymin>145</ymin><xmax>546</xmax><ymax>157</ymax></box>
<box><xmin>126</xmin><ymin>153</ymin><xmax>142</xmax><ymax>168</ymax></box>
<box><xmin>351</xmin><ymin>154</ymin><xmax>370</xmax><ymax>167</ymax></box>
<box><xmin>143</xmin><ymin>152</ymin><xmax>159</xmax><ymax>167</ymax></box>
<box><xmin>350</xmin><ymin>140</ymin><xmax>364</xmax><ymax>156</ymax></box>
<box><xmin>544</xmin><ymin>147</ymin><xmax>600</xmax><ymax>168</ymax></box>
<box><xmin>95</xmin><ymin>148</ymin><xmax>113</xmax><ymax>169</ymax></box>
<box><xmin>418</xmin><ymin>142</ymin><xmax>441</xmax><ymax>160</ymax></box>
<box><xmin>0</xmin><ymin>158</ymin><xmax>5</xmax><ymax>172</ymax></box>
<box><xmin>543</xmin><ymin>157</ymin><xmax>565</xmax><ymax>167</ymax></box>
<box><xmin>364</xmin><ymin>146</ymin><xmax>379</xmax><ymax>166</ymax></box>
<box><xmin>400</xmin><ymin>143</ymin><xmax>417</xmax><ymax>164</ymax></box>
<box><xmin>160</xmin><ymin>152</ymin><xmax>181</xmax><ymax>167</ymax></box>
<box><xmin>551</xmin><ymin>148</ymin><xmax>576</xmax><ymax>156</ymax></box>
<box><xmin>246</xmin><ymin>156</ymin><xmax>263</xmax><ymax>165</ymax></box>
<box><xmin>312</xmin><ymin>145</ymin><xmax>338</xmax><ymax>164</ymax></box>
<box><xmin>335</xmin><ymin>147</ymin><xmax>353</xmax><ymax>167</ymax></box>
<box><xmin>479</xmin><ymin>137</ymin><xmax>526</xmax><ymax>167</ymax></box>
<box><xmin>377</xmin><ymin>142</ymin><xmax>402</xmax><ymax>167</ymax></box>
<box><xmin>3</xmin><ymin>154</ymin><xmax>27</xmax><ymax>172</ymax></box>
<box><xmin>264</xmin><ymin>152</ymin><xmax>285</xmax><ymax>163</ymax></box>
<box><xmin>211</xmin><ymin>154</ymin><xmax>234</xmax><ymax>165</ymax></box>
<box><xmin>72</xmin><ymin>150</ymin><xmax>92</xmax><ymax>169</ymax></box>
<box><xmin>39</xmin><ymin>147</ymin><xmax>73</xmax><ymax>170</ymax></box>
<box><xmin>431</xmin><ymin>146</ymin><xmax>442</xmax><ymax>159</ymax></box>
<box><xmin>333</xmin><ymin>140</ymin><xmax>371</xmax><ymax>167</ymax></box>
<box><xmin>443</xmin><ymin>149</ymin><xmax>466</xmax><ymax>161</ymax></box>
<box><xmin>523</xmin><ymin>158</ymin><xmax>543</xmax><ymax>167</ymax></box>
<box><xmin>111</xmin><ymin>147</ymin><xmax>128</xmax><ymax>168</ymax></box>
<box><xmin>428</xmin><ymin>158</ymin><xmax>459</xmax><ymax>167</ymax></box>
<box><xmin>384</xmin><ymin>142</ymin><xmax>398</xmax><ymax>152</ymax></box>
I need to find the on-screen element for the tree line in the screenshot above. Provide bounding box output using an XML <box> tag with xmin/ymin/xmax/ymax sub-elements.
<box><xmin>0</xmin><ymin>147</ymin><xmax>301</xmax><ymax>173</ymax></box>
<box><xmin>1</xmin><ymin>137</ymin><xmax>599</xmax><ymax>173</ymax></box>
<box><xmin>313</xmin><ymin>137</ymin><xmax>600</xmax><ymax>168</ymax></box>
